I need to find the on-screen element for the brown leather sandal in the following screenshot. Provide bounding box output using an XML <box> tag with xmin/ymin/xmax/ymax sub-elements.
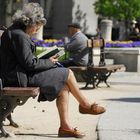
<box><xmin>58</xmin><ymin>127</ymin><xmax>85</xmax><ymax>138</ymax></box>
<box><xmin>79</xmin><ymin>103</ymin><xmax>106</xmax><ymax>115</ymax></box>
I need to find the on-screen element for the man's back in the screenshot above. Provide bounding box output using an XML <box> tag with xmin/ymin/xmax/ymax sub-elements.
<box><xmin>67</xmin><ymin>31</ymin><xmax>88</xmax><ymax>66</ymax></box>
<box><xmin>61</xmin><ymin>23</ymin><xmax>89</xmax><ymax>67</ymax></box>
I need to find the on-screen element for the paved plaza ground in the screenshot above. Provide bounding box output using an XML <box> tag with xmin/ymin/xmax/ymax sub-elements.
<box><xmin>1</xmin><ymin>72</ymin><xmax>140</xmax><ymax>140</ymax></box>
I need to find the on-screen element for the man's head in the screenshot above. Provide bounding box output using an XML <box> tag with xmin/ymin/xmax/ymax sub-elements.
<box><xmin>68</xmin><ymin>23</ymin><xmax>81</xmax><ymax>36</ymax></box>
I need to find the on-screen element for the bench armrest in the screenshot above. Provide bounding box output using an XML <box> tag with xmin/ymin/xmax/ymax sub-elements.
<box><xmin>1</xmin><ymin>87</ymin><xmax>40</xmax><ymax>97</ymax></box>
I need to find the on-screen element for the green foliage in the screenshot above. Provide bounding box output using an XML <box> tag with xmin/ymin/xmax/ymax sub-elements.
<box><xmin>93</xmin><ymin>0</ymin><xmax>140</xmax><ymax>21</ymax></box>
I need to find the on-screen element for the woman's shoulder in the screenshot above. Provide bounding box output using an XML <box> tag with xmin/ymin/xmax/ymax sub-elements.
<box><xmin>11</xmin><ymin>29</ymin><xmax>31</xmax><ymax>43</ymax></box>
<box><xmin>11</xmin><ymin>29</ymin><xmax>26</xmax><ymax>37</ymax></box>
<box><xmin>1</xmin><ymin>28</ymin><xmax>26</xmax><ymax>42</ymax></box>
<box><xmin>10</xmin><ymin>29</ymin><xmax>31</xmax><ymax>44</ymax></box>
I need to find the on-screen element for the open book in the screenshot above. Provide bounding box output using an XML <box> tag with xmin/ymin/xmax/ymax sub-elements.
<box><xmin>37</xmin><ymin>46</ymin><xmax>65</xmax><ymax>59</ymax></box>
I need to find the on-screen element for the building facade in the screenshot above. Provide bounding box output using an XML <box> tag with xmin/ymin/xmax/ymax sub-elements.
<box><xmin>0</xmin><ymin>0</ymin><xmax>98</xmax><ymax>39</ymax></box>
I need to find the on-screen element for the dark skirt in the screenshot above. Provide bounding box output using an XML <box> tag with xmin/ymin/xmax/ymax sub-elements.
<box><xmin>28</xmin><ymin>67</ymin><xmax>69</xmax><ymax>102</ymax></box>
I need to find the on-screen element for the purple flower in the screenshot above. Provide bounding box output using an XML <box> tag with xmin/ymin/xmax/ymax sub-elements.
<box><xmin>105</xmin><ymin>41</ymin><xmax>140</xmax><ymax>48</ymax></box>
<box><xmin>32</xmin><ymin>38</ymin><xmax>64</xmax><ymax>47</ymax></box>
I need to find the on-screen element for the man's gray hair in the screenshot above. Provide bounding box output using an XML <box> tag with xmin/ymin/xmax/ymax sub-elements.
<box><xmin>12</xmin><ymin>3</ymin><xmax>46</xmax><ymax>26</ymax></box>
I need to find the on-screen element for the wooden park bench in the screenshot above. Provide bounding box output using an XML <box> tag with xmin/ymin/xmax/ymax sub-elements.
<box><xmin>0</xmin><ymin>79</ymin><xmax>40</xmax><ymax>137</ymax></box>
<box><xmin>69</xmin><ymin>38</ymin><xmax>125</xmax><ymax>88</ymax></box>
<box><xmin>0</xmin><ymin>28</ymin><xmax>40</xmax><ymax>137</ymax></box>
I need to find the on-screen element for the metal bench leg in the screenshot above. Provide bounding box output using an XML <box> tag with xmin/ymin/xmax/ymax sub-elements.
<box><xmin>81</xmin><ymin>73</ymin><xmax>91</xmax><ymax>88</ymax></box>
<box><xmin>0</xmin><ymin>96</ymin><xmax>16</xmax><ymax>137</ymax></box>
<box><xmin>7</xmin><ymin>114</ymin><xmax>19</xmax><ymax>128</ymax></box>
<box><xmin>0</xmin><ymin>123</ymin><xmax>9</xmax><ymax>137</ymax></box>
<box><xmin>85</xmin><ymin>79</ymin><xmax>95</xmax><ymax>89</ymax></box>
<box><xmin>81</xmin><ymin>71</ymin><xmax>97</xmax><ymax>89</ymax></box>
<box><xmin>96</xmin><ymin>72</ymin><xmax>112</xmax><ymax>87</ymax></box>
<box><xmin>0</xmin><ymin>96</ymin><xmax>29</xmax><ymax>137</ymax></box>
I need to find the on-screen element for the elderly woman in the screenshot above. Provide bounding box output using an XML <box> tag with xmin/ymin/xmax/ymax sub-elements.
<box><xmin>0</xmin><ymin>3</ymin><xmax>105</xmax><ymax>138</ymax></box>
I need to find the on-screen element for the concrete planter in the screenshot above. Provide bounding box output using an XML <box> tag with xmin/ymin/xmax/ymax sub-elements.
<box><xmin>105</xmin><ymin>48</ymin><xmax>140</xmax><ymax>72</ymax></box>
<box><xmin>101</xmin><ymin>19</ymin><xmax>113</xmax><ymax>41</ymax></box>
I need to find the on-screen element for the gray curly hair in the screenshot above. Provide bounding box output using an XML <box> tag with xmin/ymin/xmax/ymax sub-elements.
<box><xmin>12</xmin><ymin>2</ymin><xmax>46</xmax><ymax>26</ymax></box>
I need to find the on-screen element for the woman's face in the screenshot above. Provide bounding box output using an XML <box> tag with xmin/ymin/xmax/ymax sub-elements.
<box><xmin>26</xmin><ymin>22</ymin><xmax>43</xmax><ymax>37</ymax></box>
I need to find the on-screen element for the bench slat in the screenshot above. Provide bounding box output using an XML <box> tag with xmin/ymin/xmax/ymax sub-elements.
<box><xmin>69</xmin><ymin>64</ymin><xmax>125</xmax><ymax>73</ymax></box>
<box><xmin>1</xmin><ymin>87</ymin><xmax>40</xmax><ymax>97</ymax></box>
<box><xmin>89</xmin><ymin>64</ymin><xmax>125</xmax><ymax>72</ymax></box>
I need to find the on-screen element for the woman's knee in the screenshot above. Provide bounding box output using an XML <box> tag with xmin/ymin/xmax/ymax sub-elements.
<box><xmin>57</xmin><ymin>84</ymin><xmax>70</xmax><ymax>99</ymax></box>
<box><xmin>67</xmin><ymin>69</ymin><xmax>75</xmax><ymax>80</ymax></box>
<box><xmin>63</xmin><ymin>84</ymin><xmax>70</xmax><ymax>91</ymax></box>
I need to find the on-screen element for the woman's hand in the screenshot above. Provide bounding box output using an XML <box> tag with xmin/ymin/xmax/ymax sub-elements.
<box><xmin>49</xmin><ymin>55</ymin><xmax>58</xmax><ymax>64</ymax></box>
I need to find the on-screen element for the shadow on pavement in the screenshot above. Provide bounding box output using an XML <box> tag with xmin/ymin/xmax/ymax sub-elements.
<box><xmin>106</xmin><ymin>97</ymin><xmax>140</xmax><ymax>103</ymax></box>
<box><xmin>15</xmin><ymin>133</ymin><xmax>58</xmax><ymax>138</ymax></box>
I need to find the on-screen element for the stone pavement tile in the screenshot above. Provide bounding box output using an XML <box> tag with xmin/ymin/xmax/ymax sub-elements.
<box><xmin>1</xmin><ymin>72</ymin><xmax>140</xmax><ymax>140</ymax></box>
<box><xmin>97</xmin><ymin>131</ymin><xmax>140</xmax><ymax>140</ymax></box>
<box><xmin>97</xmin><ymin>92</ymin><xmax>140</xmax><ymax>140</ymax></box>
<box><xmin>108</xmin><ymin>72</ymin><xmax>140</xmax><ymax>84</ymax></box>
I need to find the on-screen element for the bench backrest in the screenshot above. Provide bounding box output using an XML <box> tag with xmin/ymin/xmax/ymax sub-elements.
<box><xmin>87</xmin><ymin>39</ymin><xmax>104</xmax><ymax>48</ymax></box>
<box><xmin>86</xmin><ymin>38</ymin><xmax>106</xmax><ymax>67</ymax></box>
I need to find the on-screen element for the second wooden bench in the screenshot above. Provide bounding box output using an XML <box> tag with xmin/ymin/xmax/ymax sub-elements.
<box><xmin>69</xmin><ymin>38</ymin><xmax>125</xmax><ymax>88</ymax></box>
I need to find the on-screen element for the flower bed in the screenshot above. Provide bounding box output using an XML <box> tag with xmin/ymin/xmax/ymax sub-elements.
<box><xmin>32</xmin><ymin>38</ymin><xmax>64</xmax><ymax>48</ymax></box>
<box><xmin>32</xmin><ymin>37</ymin><xmax>140</xmax><ymax>49</ymax></box>
<box><xmin>106</xmin><ymin>41</ymin><xmax>140</xmax><ymax>48</ymax></box>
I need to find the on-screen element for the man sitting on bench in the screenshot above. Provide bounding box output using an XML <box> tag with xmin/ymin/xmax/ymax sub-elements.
<box><xmin>61</xmin><ymin>22</ymin><xmax>89</xmax><ymax>67</ymax></box>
